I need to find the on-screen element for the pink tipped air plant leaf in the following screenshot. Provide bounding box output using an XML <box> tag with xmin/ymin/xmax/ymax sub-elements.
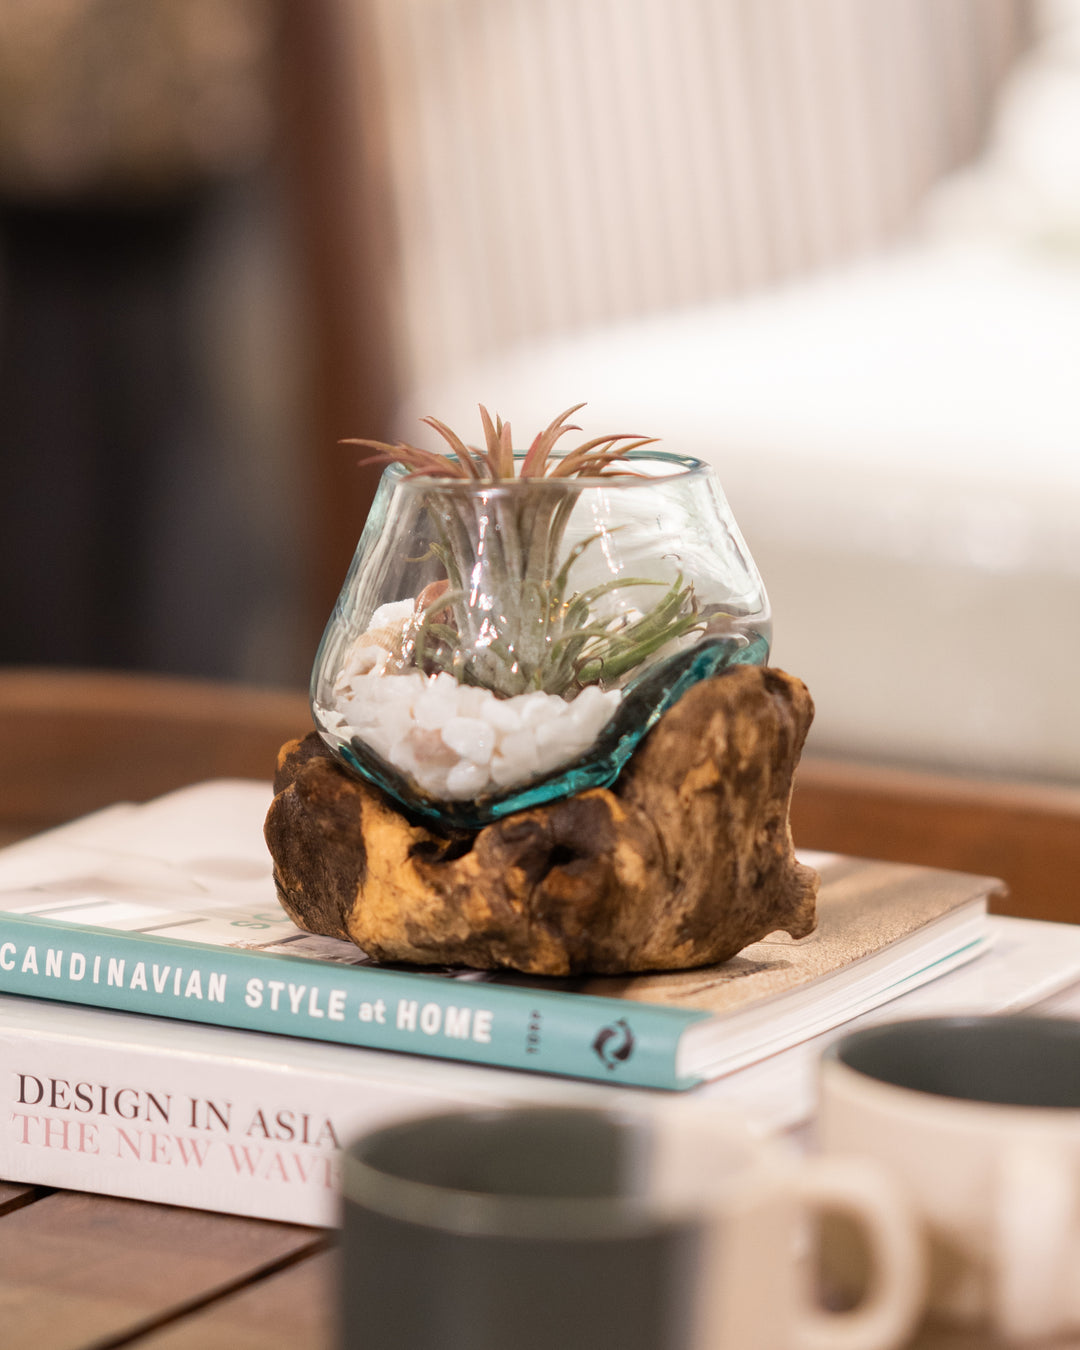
<box><xmin>342</xmin><ymin>405</ymin><xmax>656</xmax><ymax>485</ymax></box>
<box><xmin>518</xmin><ymin>403</ymin><xmax>587</xmax><ymax>478</ymax></box>
<box><xmin>477</xmin><ymin>405</ymin><xmax>507</xmax><ymax>481</ymax></box>
<box><xmin>497</xmin><ymin>415</ymin><xmax>515</xmax><ymax>479</ymax></box>
<box><xmin>342</xmin><ymin>437</ymin><xmax>471</xmax><ymax>479</ymax></box>
<box><xmin>421</xmin><ymin>417</ymin><xmax>487</xmax><ymax>480</ymax></box>
<box><xmin>548</xmin><ymin>435</ymin><xmax>659</xmax><ymax>479</ymax></box>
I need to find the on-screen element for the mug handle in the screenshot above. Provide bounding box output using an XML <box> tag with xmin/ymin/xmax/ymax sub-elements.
<box><xmin>993</xmin><ymin>1142</ymin><xmax>1078</xmax><ymax>1343</ymax></box>
<box><xmin>789</xmin><ymin>1156</ymin><xmax>925</xmax><ymax>1350</ymax></box>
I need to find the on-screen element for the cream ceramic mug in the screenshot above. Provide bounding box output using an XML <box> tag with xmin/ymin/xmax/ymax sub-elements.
<box><xmin>819</xmin><ymin>1015</ymin><xmax>1080</xmax><ymax>1342</ymax></box>
<box><xmin>341</xmin><ymin>1103</ymin><xmax>924</xmax><ymax>1350</ymax></box>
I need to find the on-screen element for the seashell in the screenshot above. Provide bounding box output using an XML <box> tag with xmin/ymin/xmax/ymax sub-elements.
<box><xmin>415</xmin><ymin>578</ymin><xmax>452</xmax><ymax>626</ymax></box>
<box><xmin>357</xmin><ymin>622</ymin><xmax>409</xmax><ymax>652</ymax></box>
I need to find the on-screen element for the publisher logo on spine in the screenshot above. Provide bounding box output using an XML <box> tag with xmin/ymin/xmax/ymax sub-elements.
<box><xmin>592</xmin><ymin>1018</ymin><xmax>635</xmax><ymax>1071</ymax></box>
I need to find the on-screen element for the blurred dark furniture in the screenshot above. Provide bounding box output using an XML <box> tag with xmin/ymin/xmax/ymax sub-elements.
<box><xmin>0</xmin><ymin>667</ymin><xmax>308</xmax><ymax>845</ymax></box>
<box><xmin>792</xmin><ymin>757</ymin><xmax>1080</xmax><ymax>926</ymax></box>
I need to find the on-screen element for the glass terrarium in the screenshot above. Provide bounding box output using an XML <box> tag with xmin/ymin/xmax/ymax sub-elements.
<box><xmin>311</xmin><ymin>409</ymin><xmax>770</xmax><ymax>828</ymax></box>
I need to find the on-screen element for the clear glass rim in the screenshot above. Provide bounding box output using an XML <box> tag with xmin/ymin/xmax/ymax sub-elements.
<box><xmin>380</xmin><ymin>449</ymin><xmax>709</xmax><ymax>498</ymax></box>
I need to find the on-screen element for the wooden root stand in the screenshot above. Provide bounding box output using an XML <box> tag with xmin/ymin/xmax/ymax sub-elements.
<box><xmin>265</xmin><ymin>666</ymin><xmax>819</xmax><ymax>976</ymax></box>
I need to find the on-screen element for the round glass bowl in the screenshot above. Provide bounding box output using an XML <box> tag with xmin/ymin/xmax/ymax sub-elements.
<box><xmin>311</xmin><ymin>452</ymin><xmax>770</xmax><ymax>828</ymax></box>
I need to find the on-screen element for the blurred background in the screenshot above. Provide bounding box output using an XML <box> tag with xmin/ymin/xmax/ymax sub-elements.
<box><xmin>2</xmin><ymin>0</ymin><xmax>1077</xmax><ymax>782</ymax></box>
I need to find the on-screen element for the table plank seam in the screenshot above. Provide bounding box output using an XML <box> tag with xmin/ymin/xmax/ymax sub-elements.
<box><xmin>0</xmin><ymin>1183</ymin><xmax>56</xmax><ymax>1217</ymax></box>
<box><xmin>77</xmin><ymin>1235</ymin><xmax>334</xmax><ymax>1350</ymax></box>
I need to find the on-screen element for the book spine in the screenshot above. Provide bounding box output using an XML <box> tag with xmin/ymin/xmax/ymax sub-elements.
<box><xmin>0</xmin><ymin>914</ymin><xmax>701</xmax><ymax>1090</ymax></box>
<box><xmin>0</xmin><ymin>1017</ymin><xmax>533</xmax><ymax>1225</ymax></box>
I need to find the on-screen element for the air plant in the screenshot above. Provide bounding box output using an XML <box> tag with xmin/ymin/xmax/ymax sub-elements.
<box><xmin>342</xmin><ymin>404</ymin><xmax>704</xmax><ymax>698</ymax></box>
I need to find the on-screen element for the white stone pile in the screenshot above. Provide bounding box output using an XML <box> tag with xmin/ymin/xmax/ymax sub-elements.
<box><xmin>320</xmin><ymin>601</ymin><xmax>622</xmax><ymax>801</ymax></box>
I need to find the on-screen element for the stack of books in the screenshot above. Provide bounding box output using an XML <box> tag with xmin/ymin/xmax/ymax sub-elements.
<box><xmin>2</xmin><ymin>780</ymin><xmax>1078</xmax><ymax>1225</ymax></box>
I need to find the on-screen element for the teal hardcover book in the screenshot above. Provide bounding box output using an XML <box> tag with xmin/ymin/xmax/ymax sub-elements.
<box><xmin>0</xmin><ymin>782</ymin><xmax>996</xmax><ymax>1090</ymax></box>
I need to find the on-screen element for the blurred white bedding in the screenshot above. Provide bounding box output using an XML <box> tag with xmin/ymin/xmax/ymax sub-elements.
<box><xmin>393</xmin><ymin>3</ymin><xmax>1080</xmax><ymax>782</ymax></box>
<box><xmin>398</xmin><ymin>239</ymin><xmax>1080</xmax><ymax>780</ymax></box>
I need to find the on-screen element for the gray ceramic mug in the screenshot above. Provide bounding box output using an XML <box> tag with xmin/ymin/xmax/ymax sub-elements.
<box><xmin>819</xmin><ymin>1015</ymin><xmax>1080</xmax><ymax>1342</ymax></box>
<box><xmin>341</xmin><ymin>1104</ymin><xmax>923</xmax><ymax>1350</ymax></box>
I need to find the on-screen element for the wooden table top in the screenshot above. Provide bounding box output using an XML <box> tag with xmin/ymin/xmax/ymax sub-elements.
<box><xmin>5</xmin><ymin>1180</ymin><xmax>1080</xmax><ymax>1350</ymax></box>
<box><xmin>0</xmin><ymin>1182</ymin><xmax>334</xmax><ymax>1350</ymax></box>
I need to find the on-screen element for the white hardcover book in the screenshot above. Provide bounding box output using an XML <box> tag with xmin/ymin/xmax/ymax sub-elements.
<box><xmin>3</xmin><ymin>914</ymin><xmax>1079</xmax><ymax>1226</ymax></box>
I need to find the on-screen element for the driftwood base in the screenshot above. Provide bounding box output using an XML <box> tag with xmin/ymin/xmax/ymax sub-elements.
<box><xmin>265</xmin><ymin>665</ymin><xmax>819</xmax><ymax>976</ymax></box>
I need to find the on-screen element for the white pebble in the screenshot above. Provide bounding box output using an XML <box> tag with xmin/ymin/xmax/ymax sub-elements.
<box><xmin>413</xmin><ymin>693</ymin><xmax>457</xmax><ymax>731</ymax></box>
<box><xmin>363</xmin><ymin>673</ymin><xmax>414</xmax><ymax>705</ymax></box>
<box><xmin>534</xmin><ymin>718</ymin><xmax>568</xmax><ymax>751</ymax></box>
<box><xmin>534</xmin><ymin>736</ymin><xmax>578</xmax><ymax>775</ymax></box>
<box><xmin>488</xmin><ymin>753</ymin><xmax>524</xmax><ymax>787</ymax></box>
<box><xmin>409</xmin><ymin>761</ymin><xmax>450</xmax><ymax>797</ymax></box>
<box><xmin>569</xmin><ymin>683</ymin><xmax>605</xmax><ymax>713</ymax></box>
<box><xmin>386</xmin><ymin>703</ymin><xmax>416</xmax><ymax>741</ymax></box>
<box><xmin>408</xmin><ymin>727</ymin><xmax>457</xmax><ymax>766</ymax></box>
<box><xmin>360</xmin><ymin>724</ymin><xmax>396</xmax><ymax>759</ymax></box>
<box><xmin>497</xmin><ymin>728</ymin><xmax>541</xmax><ymax>776</ymax></box>
<box><xmin>441</xmin><ymin>716</ymin><xmax>496</xmax><ymax>764</ymax></box>
<box><xmin>315</xmin><ymin>703</ymin><xmax>349</xmax><ymax>731</ymax></box>
<box><xmin>559</xmin><ymin>727</ymin><xmax>602</xmax><ymax>759</ymax></box>
<box><xmin>454</xmin><ymin>684</ymin><xmax>492</xmax><ymax>717</ymax></box>
<box><xmin>566</xmin><ymin>686</ymin><xmax>620</xmax><ymax>735</ymax></box>
<box><xmin>518</xmin><ymin>692</ymin><xmax>562</xmax><ymax>725</ymax></box>
<box><xmin>387</xmin><ymin>736</ymin><xmax>420</xmax><ymax>774</ymax></box>
<box><xmin>483</xmin><ymin>697</ymin><xmax>522</xmax><ymax>734</ymax></box>
<box><xmin>327</xmin><ymin>670</ymin><xmax>623</xmax><ymax>803</ymax></box>
<box><xmin>445</xmin><ymin>759</ymin><xmax>491</xmax><ymax>799</ymax></box>
<box><xmin>334</xmin><ymin>693</ymin><xmax>378</xmax><ymax>728</ymax></box>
